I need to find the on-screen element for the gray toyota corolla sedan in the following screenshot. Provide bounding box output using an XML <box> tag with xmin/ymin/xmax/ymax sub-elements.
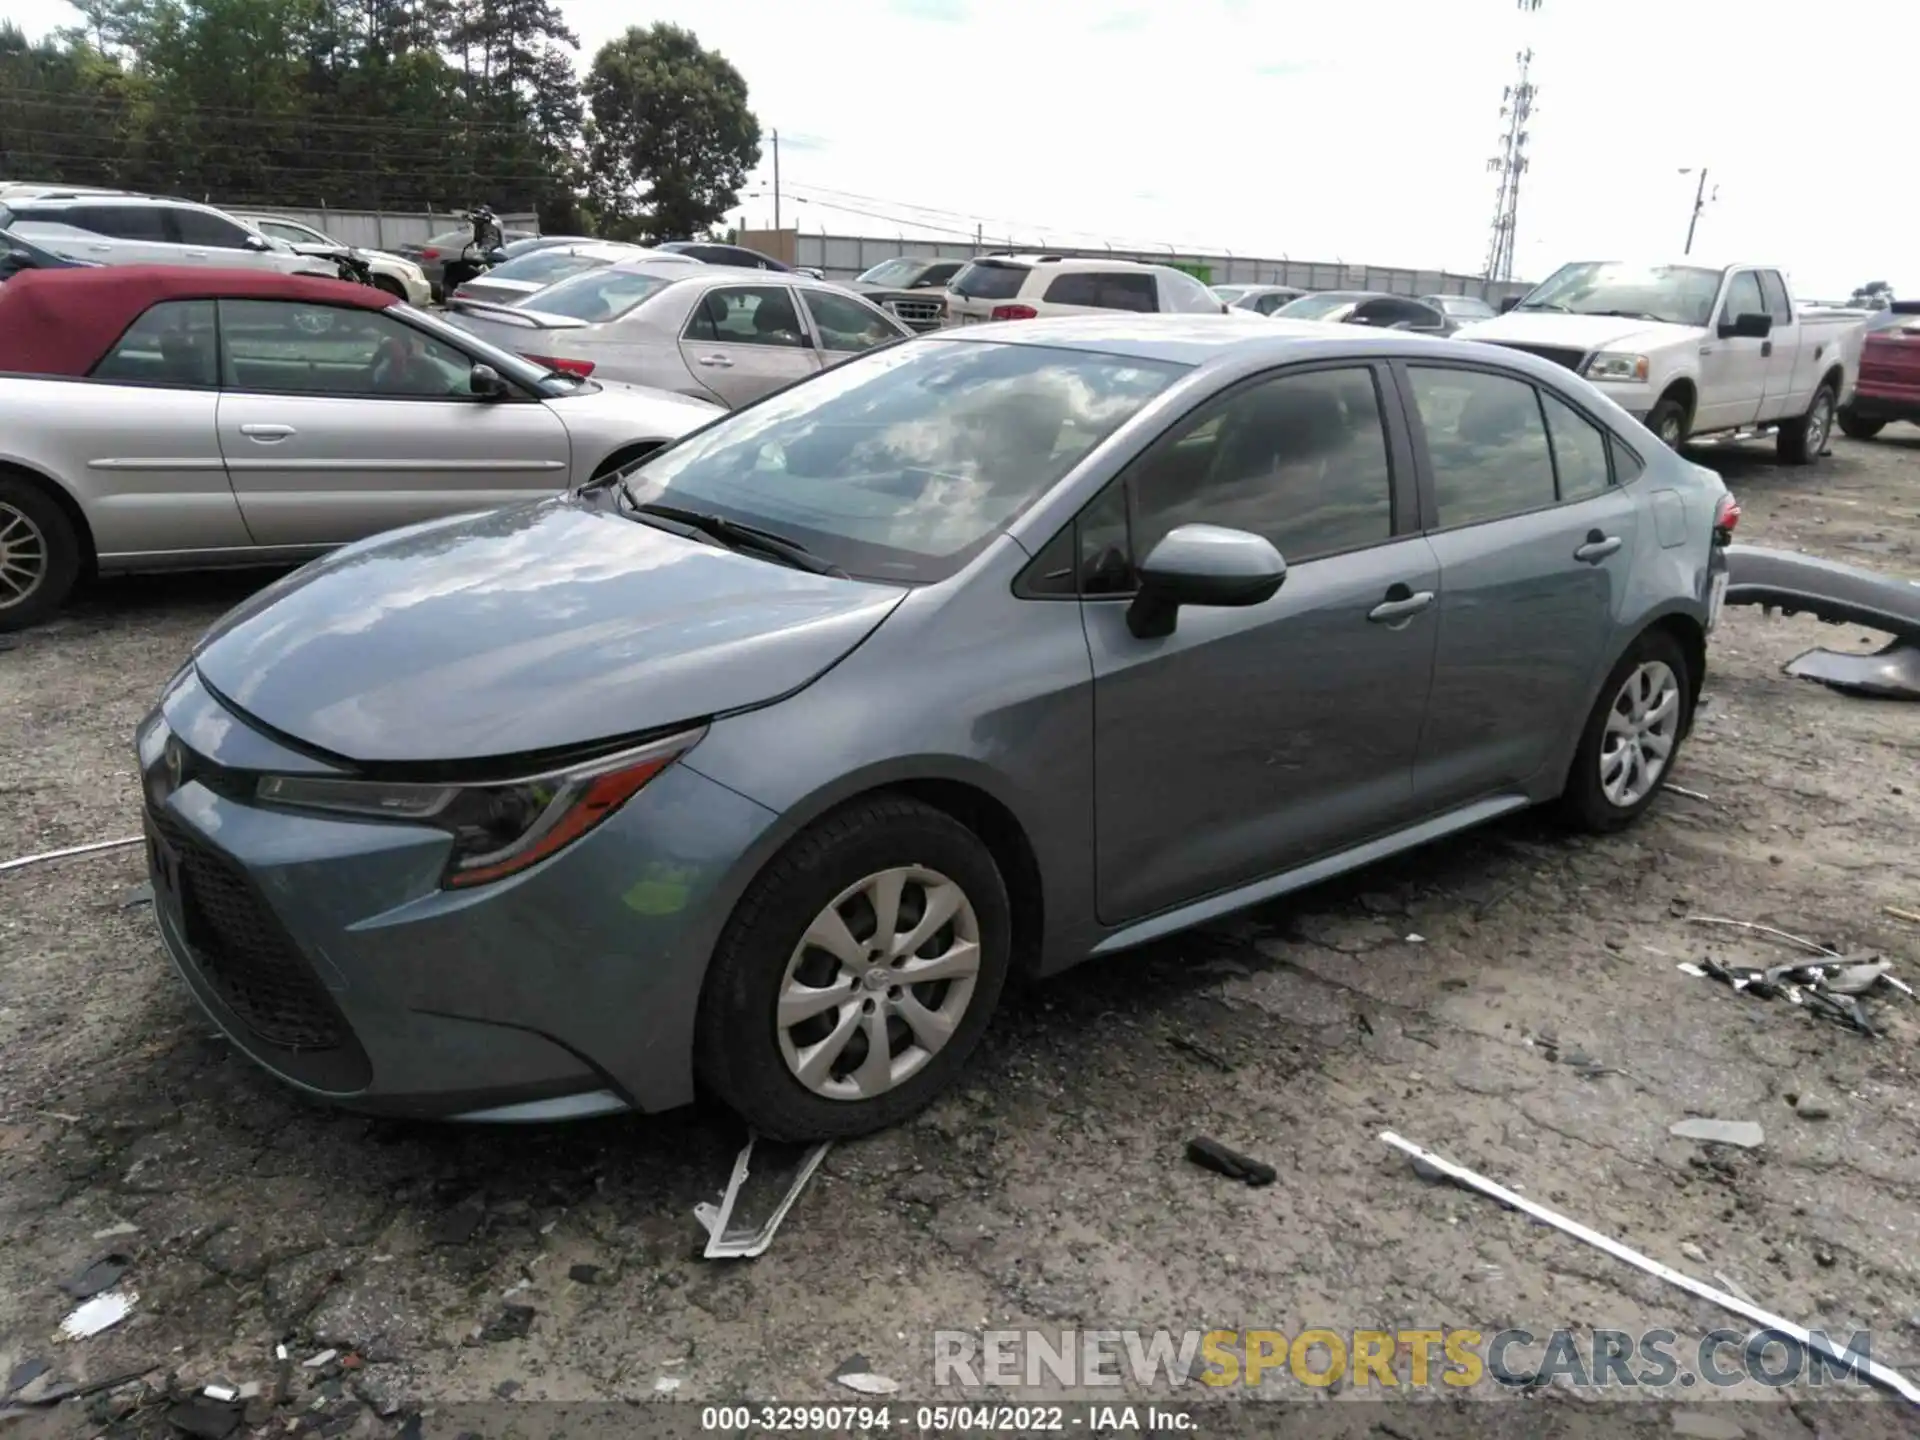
<box><xmin>137</xmin><ymin>314</ymin><xmax>1736</xmax><ymax>1139</ymax></box>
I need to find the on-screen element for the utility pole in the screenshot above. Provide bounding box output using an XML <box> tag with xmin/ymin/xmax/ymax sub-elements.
<box><xmin>1682</xmin><ymin>167</ymin><xmax>1713</xmax><ymax>255</ymax></box>
<box><xmin>1482</xmin><ymin>0</ymin><xmax>1542</xmax><ymax>284</ymax></box>
<box><xmin>772</xmin><ymin>129</ymin><xmax>781</xmax><ymax>233</ymax></box>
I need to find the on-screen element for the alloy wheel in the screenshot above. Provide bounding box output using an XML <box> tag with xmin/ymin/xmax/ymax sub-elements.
<box><xmin>1806</xmin><ymin>392</ymin><xmax>1832</xmax><ymax>455</ymax></box>
<box><xmin>1658</xmin><ymin>413</ymin><xmax>1683</xmax><ymax>448</ymax></box>
<box><xmin>1600</xmin><ymin>660</ymin><xmax>1680</xmax><ymax>808</ymax></box>
<box><xmin>776</xmin><ymin>866</ymin><xmax>982</xmax><ymax>1102</ymax></box>
<box><xmin>0</xmin><ymin>501</ymin><xmax>48</xmax><ymax>612</ymax></box>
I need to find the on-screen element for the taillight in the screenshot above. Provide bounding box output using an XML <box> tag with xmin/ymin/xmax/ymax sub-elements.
<box><xmin>1713</xmin><ymin>492</ymin><xmax>1740</xmax><ymax>546</ymax></box>
<box><xmin>419</xmin><ymin>247</ymin><xmax>440</xmax><ymax>260</ymax></box>
<box><xmin>990</xmin><ymin>304</ymin><xmax>1038</xmax><ymax>321</ymax></box>
<box><xmin>524</xmin><ymin>354</ymin><xmax>595</xmax><ymax>377</ymax></box>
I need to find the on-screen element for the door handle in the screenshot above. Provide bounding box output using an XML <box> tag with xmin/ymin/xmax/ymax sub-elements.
<box><xmin>1367</xmin><ymin>588</ymin><xmax>1435</xmax><ymax>624</ymax></box>
<box><xmin>240</xmin><ymin>423</ymin><xmax>295</xmax><ymax>441</ymax></box>
<box><xmin>1574</xmin><ymin>531</ymin><xmax>1622</xmax><ymax>564</ymax></box>
<box><xmin>1761</xmin><ymin>340</ymin><xmax>1773</xmax><ymax>358</ymax></box>
<box><xmin>695</xmin><ymin>355</ymin><xmax>734</xmax><ymax>368</ymax></box>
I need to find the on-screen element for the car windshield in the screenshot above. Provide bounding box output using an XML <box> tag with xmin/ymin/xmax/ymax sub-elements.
<box><xmin>950</xmin><ymin>262</ymin><xmax>1029</xmax><ymax>300</ymax></box>
<box><xmin>858</xmin><ymin>259</ymin><xmax>923</xmax><ymax>286</ymax></box>
<box><xmin>1436</xmin><ymin>296</ymin><xmax>1495</xmax><ymax>316</ymax></box>
<box><xmin>1518</xmin><ymin>262</ymin><xmax>1724</xmax><ymax>326</ymax></box>
<box><xmin>1211</xmin><ymin>285</ymin><xmax>1250</xmax><ymax>303</ymax></box>
<box><xmin>483</xmin><ymin>248</ymin><xmax>615</xmax><ymax>286</ymax></box>
<box><xmin>1274</xmin><ymin>293</ymin><xmax>1365</xmax><ymax>321</ymax></box>
<box><xmin>619</xmin><ymin>339</ymin><xmax>1187</xmax><ymax>583</ymax></box>
<box><xmin>521</xmin><ymin>267</ymin><xmax>679</xmax><ymax>321</ymax></box>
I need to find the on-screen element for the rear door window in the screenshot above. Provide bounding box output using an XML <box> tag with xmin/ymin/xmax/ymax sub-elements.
<box><xmin>70</xmin><ymin>205</ymin><xmax>169</xmax><ymax>242</ymax></box>
<box><xmin>170</xmin><ymin>207</ymin><xmax>254</xmax><ymax>249</ymax></box>
<box><xmin>90</xmin><ymin>299</ymin><xmax>218</xmax><ymax>387</ymax></box>
<box><xmin>1408</xmin><ymin>366</ymin><xmax>1558</xmax><ymax>529</ymax></box>
<box><xmin>682</xmin><ymin>285</ymin><xmax>809</xmax><ymax>348</ymax></box>
<box><xmin>950</xmin><ymin>261</ymin><xmax>1030</xmax><ymax>300</ymax></box>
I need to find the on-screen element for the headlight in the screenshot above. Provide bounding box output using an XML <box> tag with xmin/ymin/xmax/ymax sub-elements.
<box><xmin>254</xmin><ymin>727</ymin><xmax>704</xmax><ymax>888</ymax></box>
<box><xmin>1585</xmin><ymin>352</ymin><xmax>1650</xmax><ymax>382</ymax></box>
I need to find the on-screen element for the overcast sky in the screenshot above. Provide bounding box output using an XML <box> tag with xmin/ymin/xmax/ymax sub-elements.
<box><xmin>7</xmin><ymin>0</ymin><xmax>1914</xmax><ymax>297</ymax></box>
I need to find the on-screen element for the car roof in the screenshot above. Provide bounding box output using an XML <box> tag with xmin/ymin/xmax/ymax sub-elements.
<box><xmin>0</xmin><ymin>264</ymin><xmax>394</xmax><ymax>377</ymax></box>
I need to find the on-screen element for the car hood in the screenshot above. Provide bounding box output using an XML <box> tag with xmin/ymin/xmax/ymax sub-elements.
<box><xmin>1456</xmin><ymin>311</ymin><xmax>1704</xmax><ymax>352</ymax></box>
<box><xmin>192</xmin><ymin>499</ymin><xmax>907</xmax><ymax>763</ymax></box>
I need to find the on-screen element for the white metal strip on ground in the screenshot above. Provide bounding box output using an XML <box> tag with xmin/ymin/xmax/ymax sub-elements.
<box><xmin>0</xmin><ymin>836</ymin><xmax>143</xmax><ymax>874</ymax></box>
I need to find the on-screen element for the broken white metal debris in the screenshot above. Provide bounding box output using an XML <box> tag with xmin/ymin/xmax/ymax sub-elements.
<box><xmin>302</xmin><ymin>1349</ymin><xmax>337</xmax><ymax>1368</ymax></box>
<box><xmin>0</xmin><ymin>835</ymin><xmax>143</xmax><ymax>875</ymax></box>
<box><xmin>835</xmin><ymin>1372</ymin><xmax>901</xmax><ymax>1396</ymax></box>
<box><xmin>1378</xmin><ymin>1131</ymin><xmax>1920</xmax><ymax>1407</ymax></box>
<box><xmin>1663</xmin><ymin>783</ymin><xmax>1713</xmax><ymax>802</ymax></box>
<box><xmin>1686</xmin><ymin>915</ymin><xmax>1839</xmax><ymax>958</ymax></box>
<box><xmin>695</xmin><ymin>1133</ymin><xmax>832</xmax><ymax>1259</ymax></box>
<box><xmin>202</xmin><ymin>1384</ymin><xmax>238</xmax><ymax>1402</ymax></box>
<box><xmin>57</xmin><ymin>1288</ymin><xmax>135</xmax><ymax>1341</ymax></box>
<box><xmin>653</xmin><ymin>1377</ymin><xmax>682</xmax><ymax>1395</ymax></box>
<box><xmin>1669</xmin><ymin>1118</ymin><xmax>1765</xmax><ymax>1149</ymax></box>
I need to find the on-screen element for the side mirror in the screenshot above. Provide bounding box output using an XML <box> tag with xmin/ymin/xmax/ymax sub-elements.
<box><xmin>244</xmin><ymin>234</ymin><xmax>270</xmax><ymax>251</ymax></box>
<box><xmin>486</xmin><ymin>247</ymin><xmax>508</xmax><ymax>264</ymax></box>
<box><xmin>1498</xmin><ymin>295</ymin><xmax>1522</xmax><ymax>314</ymax></box>
<box><xmin>470</xmin><ymin>363</ymin><xmax>510</xmax><ymax>399</ymax></box>
<box><xmin>1126</xmin><ymin>524</ymin><xmax>1287</xmax><ymax>639</ymax></box>
<box><xmin>1719</xmin><ymin>311</ymin><xmax>1772</xmax><ymax>340</ymax></box>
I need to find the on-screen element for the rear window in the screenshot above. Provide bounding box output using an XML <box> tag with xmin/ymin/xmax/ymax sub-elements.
<box><xmin>1042</xmin><ymin>271</ymin><xmax>1157</xmax><ymax>312</ymax></box>
<box><xmin>951</xmin><ymin>261</ymin><xmax>1030</xmax><ymax>300</ymax></box>
<box><xmin>523</xmin><ymin>268</ymin><xmax>677</xmax><ymax>321</ymax></box>
<box><xmin>483</xmin><ymin>249</ymin><xmax>612</xmax><ymax>286</ymax></box>
<box><xmin>1275</xmin><ymin>292</ymin><xmax>1366</xmax><ymax>322</ymax></box>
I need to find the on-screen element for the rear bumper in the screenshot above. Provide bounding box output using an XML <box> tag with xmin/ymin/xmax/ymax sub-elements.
<box><xmin>1843</xmin><ymin>388</ymin><xmax>1920</xmax><ymax>424</ymax></box>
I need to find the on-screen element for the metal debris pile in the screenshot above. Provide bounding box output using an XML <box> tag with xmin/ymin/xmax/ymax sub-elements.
<box><xmin>1676</xmin><ymin>916</ymin><xmax>1914</xmax><ymax>1038</ymax></box>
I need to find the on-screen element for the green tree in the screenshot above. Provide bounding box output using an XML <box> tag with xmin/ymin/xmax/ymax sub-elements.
<box><xmin>583</xmin><ymin>23</ymin><xmax>760</xmax><ymax>241</ymax></box>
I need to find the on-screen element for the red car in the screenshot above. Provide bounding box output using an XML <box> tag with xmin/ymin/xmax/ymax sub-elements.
<box><xmin>1838</xmin><ymin>302</ymin><xmax>1920</xmax><ymax>440</ymax></box>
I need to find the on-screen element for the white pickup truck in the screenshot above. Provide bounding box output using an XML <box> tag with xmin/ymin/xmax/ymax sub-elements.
<box><xmin>1456</xmin><ymin>260</ymin><xmax>1865</xmax><ymax>464</ymax></box>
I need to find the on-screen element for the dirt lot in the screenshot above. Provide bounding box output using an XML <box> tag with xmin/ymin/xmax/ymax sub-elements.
<box><xmin>2</xmin><ymin>432</ymin><xmax>1919</xmax><ymax>1438</ymax></box>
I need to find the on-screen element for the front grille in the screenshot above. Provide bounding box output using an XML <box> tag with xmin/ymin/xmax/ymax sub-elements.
<box><xmin>888</xmin><ymin>297</ymin><xmax>944</xmax><ymax>324</ymax></box>
<box><xmin>1486</xmin><ymin>342</ymin><xmax>1588</xmax><ymax>373</ymax></box>
<box><xmin>151</xmin><ymin>810</ymin><xmax>347</xmax><ymax>1052</ymax></box>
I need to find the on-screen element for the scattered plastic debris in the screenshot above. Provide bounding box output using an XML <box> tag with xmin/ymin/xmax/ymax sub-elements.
<box><xmin>1378</xmin><ymin>1131</ymin><xmax>1920</xmax><ymax>1406</ymax></box>
<box><xmin>1678</xmin><ymin>946</ymin><xmax>1907</xmax><ymax>1035</ymax></box>
<box><xmin>567</xmin><ymin>1263</ymin><xmax>603</xmax><ymax>1285</ymax></box>
<box><xmin>120</xmin><ymin>882</ymin><xmax>153</xmax><ymax>909</ymax></box>
<box><xmin>1687</xmin><ymin>915</ymin><xmax>1838</xmax><ymax>957</ymax></box>
<box><xmin>1405</xmin><ymin>933</ymin><xmax>1426</xmax><ymax>944</ymax></box>
<box><xmin>1677</xmin><ymin>962</ymin><xmax>1709</xmax><ymax>978</ymax></box>
<box><xmin>1887</xmin><ymin>906</ymin><xmax>1920</xmax><ymax>926</ymax></box>
<box><xmin>833</xmin><ymin>1357</ymin><xmax>900</xmax><ymax>1396</ymax></box>
<box><xmin>57</xmin><ymin>1288</ymin><xmax>135</xmax><ymax>1340</ymax></box>
<box><xmin>654</xmin><ymin>1377</ymin><xmax>682</xmax><ymax>1395</ymax></box>
<box><xmin>91</xmin><ymin>1221</ymin><xmax>138</xmax><ymax>1240</ymax></box>
<box><xmin>5</xmin><ymin>1359</ymin><xmax>49</xmax><ymax>1396</ymax></box>
<box><xmin>166</xmin><ymin>1394</ymin><xmax>243</xmax><ymax>1439</ymax></box>
<box><xmin>59</xmin><ymin>1251</ymin><xmax>131</xmax><ymax>1300</ymax></box>
<box><xmin>1669</xmin><ymin>1118</ymin><xmax>1764</xmax><ymax>1149</ymax></box>
<box><xmin>1794</xmin><ymin>1094</ymin><xmax>1835</xmax><ymax>1121</ymax></box>
<box><xmin>1167</xmin><ymin>1035</ymin><xmax>1234</xmax><ymax>1072</ymax></box>
<box><xmin>274</xmin><ymin>1344</ymin><xmax>288</xmax><ymax>1361</ymax></box>
<box><xmin>481</xmin><ymin>1304</ymin><xmax>535</xmax><ymax>1342</ymax></box>
<box><xmin>303</xmin><ymin>1349</ymin><xmax>338</xmax><ymax>1369</ymax></box>
<box><xmin>695</xmin><ymin>1134</ymin><xmax>831</xmax><ymax>1260</ymax></box>
<box><xmin>202</xmin><ymin>1383</ymin><xmax>238</xmax><ymax>1402</ymax></box>
<box><xmin>1663</xmin><ymin>783</ymin><xmax>1712</xmax><ymax>802</ymax></box>
<box><xmin>1184</xmin><ymin>1135</ymin><xmax>1276</xmax><ymax>1187</ymax></box>
<box><xmin>0</xmin><ymin>835</ymin><xmax>143</xmax><ymax>874</ymax></box>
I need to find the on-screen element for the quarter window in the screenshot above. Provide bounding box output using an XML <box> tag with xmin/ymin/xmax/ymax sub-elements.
<box><xmin>218</xmin><ymin>300</ymin><xmax>490</xmax><ymax>398</ymax></box>
<box><xmin>1043</xmin><ymin>271</ymin><xmax>1158</xmax><ymax>312</ymax></box>
<box><xmin>1408</xmin><ymin>366</ymin><xmax>1557</xmax><ymax>528</ymax></box>
<box><xmin>682</xmin><ymin>286</ymin><xmax>809</xmax><ymax>348</ymax></box>
<box><xmin>1101</xmin><ymin>366</ymin><xmax>1396</xmax><ymax>587</ymax></box>
<box><xmin>1540</xmin><ymin>390</ymin><xmax>1611</xmax><ymax>501</ymax></box>
<box><xmin>170</xmin><ymin>208</ymin><xmax>253</xmax><ymax>248</ymax></box>
<box><xmin>91</xmin><ymin>299</ymin><xmax>218</xmax><ymax>387</ymax></box>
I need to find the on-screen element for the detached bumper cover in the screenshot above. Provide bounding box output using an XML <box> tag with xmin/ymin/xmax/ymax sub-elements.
<box><xmin>1722</xmin><ymin>544</ymin><xmax>1920</xmax><ymax>701</ymax></box>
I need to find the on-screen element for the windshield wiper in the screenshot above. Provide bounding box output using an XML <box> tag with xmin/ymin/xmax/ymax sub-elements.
<box><xmin>1590</xmin><ymin>309</ymin><xmax>1667</xmax><ymax>323</ymax></box>
<box><xmin>629</xmin><ymin>501</ymin><xmax>847</xmax><ymax>577</ymax></box>
<box><xmin>1517</xmin><ymin>302</ymin><xmax>1571</xmax><ymax>312</ymax></box>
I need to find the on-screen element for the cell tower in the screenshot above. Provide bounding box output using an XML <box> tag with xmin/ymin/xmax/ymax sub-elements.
<box><xmin>1483</xmin><ymin>0</ymin><xmax>1541</xmax><ymax>283</ymax></box>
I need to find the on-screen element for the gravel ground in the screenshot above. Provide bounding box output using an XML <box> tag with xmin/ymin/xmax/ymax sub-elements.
<box><xmin>2</xmin><ymin>432</ymin><xmax>1919</xmax><ymax>1437</ymax></box>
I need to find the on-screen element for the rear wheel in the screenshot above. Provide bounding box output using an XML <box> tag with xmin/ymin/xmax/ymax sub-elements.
<box><xmin>1837</xmin><ymin>407</ymin><xmax>1885</xmax><ymax>441</ymax></box>
<box><xmin>1559</xmin><ymin>630</ymin><xmax>1692</xmax><ymax>833</ymax></box>
<box><xmin>0</xmin><ymin>475</ymin><xmax>81</xmax><ymax>633</ymax></box>
<box><xmin>695</xmin><ymin>796</ymin><xmax>1012</xmax><ymax>1141</ymax></box>
<box><xmin>1646</xmin><ymin>397</ymin><xmax>1689</xmax><ymax>450</ymax></box>
<box><xmin>1777</xmin><ymin>384</ymin><xmax>1835</xmax><ymax>465</ymax></box>
<box><xmin>371</xmin><ymin>275</ymin><xmax>407</xmax><ymax>301</ymax></box>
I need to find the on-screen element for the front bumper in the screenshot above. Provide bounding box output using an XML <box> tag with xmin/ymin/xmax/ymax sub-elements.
<box><xmin>137</xmin><ymin>668</ymin><xmax>781</xmax><ymax>1120</ymax></box>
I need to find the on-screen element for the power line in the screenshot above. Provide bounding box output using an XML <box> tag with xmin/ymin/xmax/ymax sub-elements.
<box><xmin>0</xmin><ymin>85</ymin><xmax>549</xmax><ymax>139</ymax></box>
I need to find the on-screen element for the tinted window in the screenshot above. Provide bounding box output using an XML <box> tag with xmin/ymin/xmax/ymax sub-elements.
<box><xmin>682</xmin><ymin>285</ymin><xmax>808</xmax><ymax>348</ymax></box>
<box><xmin>857</xmin><ymin>258</ymin><xmax>921</xmax><ymax>286</ymax></box>
<box><xmin>90</xmin><ymin>299</ymin><xmax>217</xmax><ymax>387</ymax></box>
<box><xmin>801</xmin><ymin>288</ymin><xmax>904</xmax><ymax>353</ymax></box>
<box><xmin>172</xmin><ymin>208</ymin><xmax>253</xmax><ymax>248</ymax></box>
<box><xmin>1355</xmin><ymin>298</ymin><xmax>1442</xmax><ymax>329</ymax></box>
<box><xmin>1274</xmin><ymin>292</ymin><xmax>1367</xmax><ymax>322</ymax></box>
<box><xmin>523</xmin><ymin>267</ymin><xmax>675</xmax><ymax>322</ymax></box>
<box><xmin>1540</xmin><ymin>390</ymin><xmax>1611</xmax><ymax>501</ymax></box>
<box><xmin>1409</xmin><ymin>367</ymin><xmax>1556</xmax><ymax>528</ymax></box>
<box><xmin>219</xmin><ymin>300</ymin><xmax>488</xmax><ymax>398</ymax></box>
<box><xmin>921</xmin><ymin>262</ymin><xmax>962</xmax><ymax>285</ymax></box>
<box><xmin>620</xmin><ymin>340</ymin><xmax>1184</xmax><ymax>584</ymax></box>
<box><xmin>1758</xmin><ymin>271</ymin><xmax>1792</xmax><ymax>325</ymax></box>
<box><xmin>259</xmin><ymin>220</ymin><xmax>325</xmax><ymax>244</ymax></box>
<box><xmin>71</xmin><ymin>205</ymin><xmax>168</xmax><ymax>242</ymax></box>
<box><xmin>1722</xmin><ymin>270</ymin><xmax>1765</xmax><ymax>322</ymax></box>
<box><xmin>1253</xmin><ymin>292</ymin><xmax>1293</xmax><ymax>314</ymax></box>
<box><xmin>1127</xmin><ymin>366</ymin><xmax>1395</xmax><ymax>570</ymax></box>
<box><xmin>1042</xmin><ymin>271</ymin><xmax>1156</xmax><ymax>312</ymax></box>
<box><xmin>1158</xmin><ymin>270</ymin><xmax>1222</xmax><ymax>314</ymax></box>
<box><xmin>1434</xmin><ymin>295</ymin><xmax>1496</xmax><ymax>318</ymax></box>
<box><xmin>950</xmin><ymin>261</ymin><xmax>1029</xmax><ymax>300</ymax></box>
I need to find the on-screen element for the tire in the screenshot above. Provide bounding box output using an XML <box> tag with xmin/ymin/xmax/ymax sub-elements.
<box><xmin>371</xmin><ymin>275</ymin><xmax>407</xmax><ymax>301</ymax></box>
<box><xmin>1777</xmin><ymin>384</ymin><xmax>1835</xmax><ymax>465</ymax></box>
<box><xmin>1559</xmin><ymin>629</ymin><xmax>1692</xmax><ymax>834</ymax></box>
<box><xmin>1837</xmin><ymin>408</ymin><xmax>1885</xmax><ymax>441</ymax></box>
<box><xmin>0</xmin><ymin>475</ymin><xmax>82</xmax><ymax>633</ymax></box>
<box><xmin>695</xmin><ymin>795</ymin><xmax>1013</xmax><ymax>1141</ymax></box>
<box><xmin>1645</xmin><ymin>397</ymin><xmax>1689</xmax><ymax>450</ymax></box>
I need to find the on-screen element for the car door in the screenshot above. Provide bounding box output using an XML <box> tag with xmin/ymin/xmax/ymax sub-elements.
<box><xmin>795</xmin><ymin>286</ymin><xmax>911</xmax><ymax>369</ymax></box>
<box><xmin>1399</xmin><ymin>361</ymin><xmax>1641</xmax><ymax>810</ymax></box>
<box><xmin>1696</xmin><ymin>268</ymin><xmax>1771</xmax><ymax>431</ymax></box>
<box><xmin>675</xmin><ymin>283</ymin><xmax>823</xmax><ymax>406</ymax></box>
<box><xmin>213</xmin><ymin>297</ymin><xmax>571</xmax><ymax>548</ymax></box>
<box><xmin>1079</xmin><ymin>362</ymin><xmax>1441</xmax><ymax>924</ymax></box>
<box><xmin>75</xmin><ymin>298</ymin><xmax>254</xmax><ymax>558</ymax></box>
<box><xmin>63</xmin><ymin>203</ymin><xmax>176</xmax><ymax>264</ymax></box>
<box><xmin>1755</xmin><ymin>269</ymin><xmax>1804</xmax><ymax>422</ymax></box>
<box><xmin>168</xmin><ymin>206</ymin><xmax>273</xmax><ymax>269</ymax></box>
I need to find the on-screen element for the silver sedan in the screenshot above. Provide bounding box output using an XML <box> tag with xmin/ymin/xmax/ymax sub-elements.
<box><xmin>443</xmin><ymin>263</ymin><xmax>913</xmax><ymax>407</ymax></box>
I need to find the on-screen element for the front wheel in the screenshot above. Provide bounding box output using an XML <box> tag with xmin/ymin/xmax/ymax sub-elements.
<box><xmin>0</xmin><ymin>476</ymin><xmax>82</xmax><ymax>633</ymax></box>
<box><xmin>1837</xmin><ymin>408</ymin><xmax>1885</xmax><ymax>441</ymax></box>
<box><xmin>1559</xmin><ymin>630</ymin><xmax>1693</xmax><ymax>833</ymax></box>
<box><xmin>1645</xmin><ymin>397</ymin><xmax>1689</xmax><ymax>450</ymax></box>
<box><xmin>1778</xmin><ymin>385</ymin><xmax>1835</xmax><ymax>465</ymax></box>
<box><xmin>695</xmin><ymin>796</ymin><xmax>1013</xmax><ymax>1140</ymax></box>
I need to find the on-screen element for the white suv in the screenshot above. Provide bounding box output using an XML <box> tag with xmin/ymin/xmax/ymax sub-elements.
<box><xmin>943</xmin><ymin>254</ymin><xmax>1229</xmax><ymax>324</ymax></box>
<box><xmin>0</xmin><ymin>195</ymin><xmax>336</xmax><ymax>277</ymax></box>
